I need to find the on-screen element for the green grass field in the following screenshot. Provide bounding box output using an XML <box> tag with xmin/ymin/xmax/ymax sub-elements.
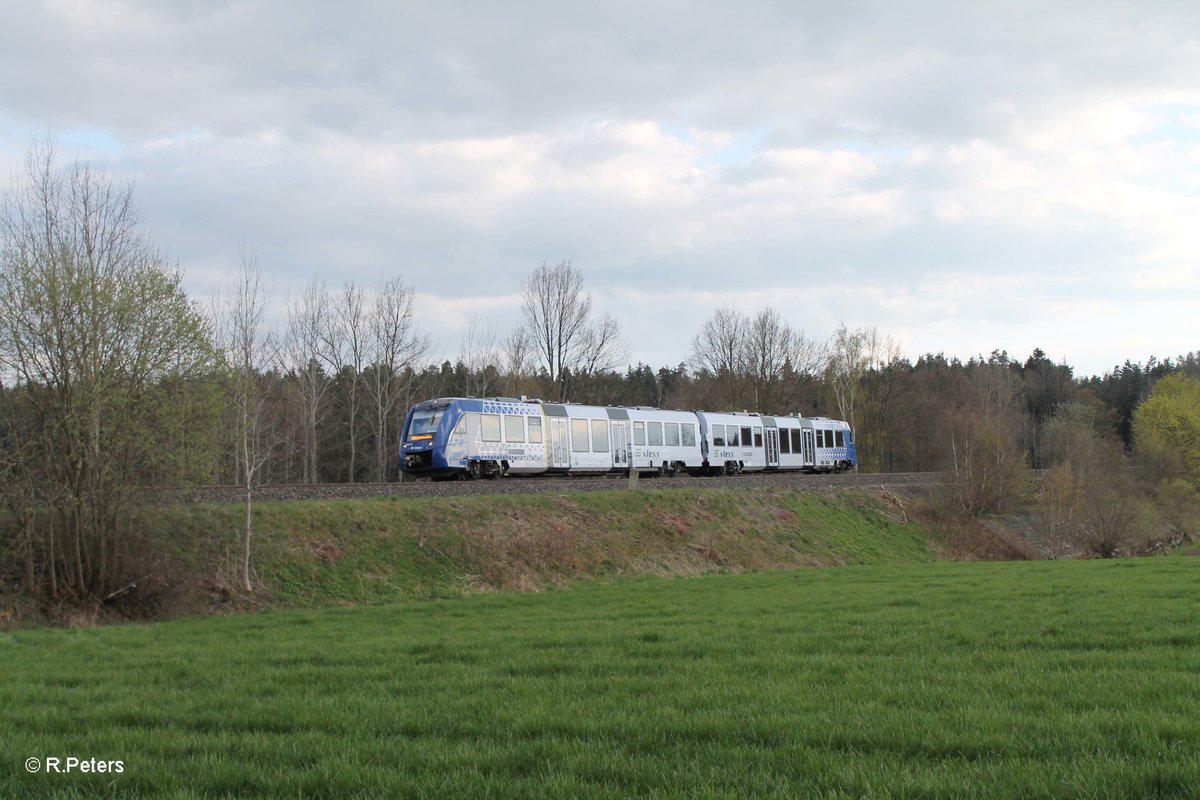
<box><xmin>2</xmin><ymin>558</ymin><xmax>1198</xmax><ymax>798</ymax></box>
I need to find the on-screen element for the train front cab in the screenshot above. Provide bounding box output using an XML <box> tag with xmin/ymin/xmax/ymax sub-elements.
<box><xmin>402</xmin><ymin>397</ymin><xmax>554</xmax><ymax>480</ymax></box>
<box><xmin>400</xmin><ymin>398</ymin><xmax>460</xmax><ymax>479</ymax></box>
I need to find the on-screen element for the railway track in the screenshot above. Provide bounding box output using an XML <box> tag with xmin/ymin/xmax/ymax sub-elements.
<box><xmin>171</xmin><ymin>471</ymin><xmax>944</xmax><ymax>504</ymax></box>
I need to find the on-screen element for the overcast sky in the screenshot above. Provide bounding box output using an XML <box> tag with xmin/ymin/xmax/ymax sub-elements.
<box><xmin>2</xmin><ymin>1</ymin><xmax>1197</xmax><ymax>378</ymax></box>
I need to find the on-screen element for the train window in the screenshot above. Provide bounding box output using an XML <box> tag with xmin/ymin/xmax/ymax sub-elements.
<box><xmin>848</xmin><ymin>429</ymin><xmax>854</xmax><ymax>443</ymax></box>
<box><xmin>816</xmin><ymin>429</ymin><xmax>824</xmax><ymax>448</ymax></box>
<box><xmin>753</xmin><ymin>428</ymin><xmax>763</xmax><ymax>447</ymax></box>
<box><xmin>681</xmin><ymin>424</ymin><xmax>696</xmax><ymax>447</ymax></box>
<box><xmin>835</xmin><ymin>430</ymin><xmax>845</xmax><ymax>448</ymax></box>
<box><xmin>712</xmin><ymin>426</ymin><xmax>725</xmax><ymax>447</ymax></box>
<box><xmin>727</xmin><ymin>426</ymin><xmax>738</xmax><ymax>447</ymax></box>
<box><xmin>409</xmin><ymin>407</ymin><xmax>445</xmax><ymax>436</ymax></box>
<box><xmin>791</xmin><ymin>430</ymin><xmax>802</xmax><ymax>455</ymax></box>
<box><xmin>481</xmin><ymin>414</ymin><xmax>501</xmax><ymax>442</ymax></box>
<box><xmin>740</xmin><ymin>427</ymin><xmax>752</xmax><ymax>448</ymax></box>
<box><xmin>648</xmin><ymin>422</ymin><xmax>663</xmax><ymax>446</ymax></box>
<box><xmin>504</xmin><ymin>414</ymin><xmax>525</xmax><ymax>443</ymax></box>
<box><xmin>528</xmin><ymin>416</ymin><xmax>543</xmax><ymax>443</ymax></box>
<box><xmin>591</xmin><ymin>419</ymin><xmax>609</xmax><ymax>453</ymax></box>
<box><xmin>665</xmin><ymin>422</ymin><xmax>680</xmax><ymax>447</ymax></box>
<box><xmin>571</xmin><ymin>419</ymin><xmax>589</xmax><ymax>452</ymax></box>
<box><xmin>780</xmin><ymin>431</ymin><xmax>791</xmax><ymax>454</ymax></box>
<box><xmin>633</xmin><ymin>421</ymin><xmax>646</xmax><ymax>446</ymax></box>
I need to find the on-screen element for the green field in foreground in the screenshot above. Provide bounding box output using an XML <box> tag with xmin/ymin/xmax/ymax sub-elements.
<box><xmin>2</xmin><ymin>559</ymin><xmax>1198</xmax><ymax>799</ymax></box>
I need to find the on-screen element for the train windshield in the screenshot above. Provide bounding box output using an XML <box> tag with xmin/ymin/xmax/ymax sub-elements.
<box><xmin>409</xmin><ymin>406</ymin><xmax>446</xmax><ymax>437</ymax></box>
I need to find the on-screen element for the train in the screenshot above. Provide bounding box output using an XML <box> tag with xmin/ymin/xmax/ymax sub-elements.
<box><xmin>399</xmin><ymin>396</ymin><xmax>856</xmax><ymax>480</ymax></box>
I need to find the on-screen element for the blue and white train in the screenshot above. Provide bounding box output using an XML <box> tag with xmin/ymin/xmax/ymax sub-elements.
<box><xmin>400</xmin><ymin>397</ymin><xmax>856</xmax><ymax>480</ymax></box>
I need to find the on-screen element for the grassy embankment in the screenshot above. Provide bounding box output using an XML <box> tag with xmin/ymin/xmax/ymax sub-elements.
<box><xmin>2</xmin><ymin>558</ymin><xmax>1198</xmax><ymax>798</ymax></box>
<box><xmin>147</xmin><ymin>487</ymin><xmax>932</xmax><ymax>611</ymax></box>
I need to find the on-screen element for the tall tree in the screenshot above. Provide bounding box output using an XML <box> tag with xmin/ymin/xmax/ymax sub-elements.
<box><xmin>520</xmin><ymin>260</ymin><xmax>624</xmax><ymax>401</ymax></box>
<box><xmin>826</xmin><ymin>323</ymin><xmax>869</xmax><ymax>430</ymax></box>
<box><xmin>573</xmin><ymin>311</ymin><xmax>629</xmax><ymax>403</ymax></box>
<box><xmin>0</xmin><ymin>140</ymin><xmax>217</xmax><ymax>600</ymax></box>
<box><xmin>501</xmin><ymin>327</ymin><xmax>537</xmax><ymax>399</ymax></box>
<box><xmin>740</xmin><ymin>307</ymin><xmax>795</xmax><ymax>412</ymax></box>
<box><xmin>1134</xmin><ymin>375</ymin><xmax>1200</xmax><ymax>488</ymax></box>
<box><xmin>215</xmin><ymin>243</ymin><xmax>277</xmax><ymax>592</ymax></box>
<box><xmin>942</xmin><ymin>360</ymin><xmax>1029</xmax><ymax>517</ymax></box>
<box><xmin>284</xmin><ymin>275</ymin><xmax>331</xmax><ymax>484</ymax></box>
<box><xmin>366</xmin><ymin>276</ymin><xmax>427</xmax><ymax>481</ymax></box>
<box><xmin>458</xmin><ymin>313</ymin><xmax>500</xmax><ymax>397</ymax></box>
<box><xmin>318</xmin><ymin>281</ymin><xmax>369</xmax><ymax>482</ymax></box>
<box><xmin>688</xmin><ymin>306</ymin><xmax>749</xmax><ymax>409</ymax></box>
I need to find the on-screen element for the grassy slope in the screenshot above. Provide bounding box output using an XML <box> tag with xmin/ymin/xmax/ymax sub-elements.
<box><xmin>2</xmin><ymin>559</ymin><xmax>1198</xmax><ymax>798</ymax></box>
<box><xmin>154</xmin><ymin>487</ymin><xmax>932</xmax><ymax>610</ymax></box>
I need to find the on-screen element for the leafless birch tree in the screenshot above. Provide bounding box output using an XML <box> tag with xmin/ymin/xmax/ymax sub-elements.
<box><xmin>215</xmin><ymin>243</ymin><xmax>277</xmax><ymax>592</ymax></box>
<box><xmin>826</xmin><ymin>323</ymin><xmax>869</xmax><ymax>427</ymax></box>
<box><xmin>285</xmin><ymin>276</ymin><xmax>331</xmax><ymax>483</ymax></box>
<box><xmin>366</xmin><ymin>276</ymin><xmax>428</xmax><ymax>481</ymax></box>
<box><xmin>318</xmin><ymin>282</ymin><xmax>369</xmax><ymax>482</ymax></box>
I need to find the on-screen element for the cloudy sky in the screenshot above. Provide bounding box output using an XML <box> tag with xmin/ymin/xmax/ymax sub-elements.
<box><xmin>2</xmin><ymin>1</ymin><xmax>1197</xmax><ymax>377</ymax></box>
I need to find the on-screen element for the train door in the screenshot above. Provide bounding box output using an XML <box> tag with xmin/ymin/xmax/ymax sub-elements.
<box><xmin>802</xmin><ymin>429</ymin><xmax>815</xmax><ymax>469</ymax></box>
<box><xmin>610</xmin><ymin>420</ymin><xmax>629</xmax><ymax>470</ymax></box>
<box><xmin>549</xmin><ymin>416</ymin><xmax>571</xmax><ymax>469</ymax></box>
<box><xmin>765</xmin><ymin>428</ymin><xmax>779</xmax><ymax>468</ymax></box>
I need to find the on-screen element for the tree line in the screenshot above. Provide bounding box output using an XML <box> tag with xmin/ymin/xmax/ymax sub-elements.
<box><xmin>2</xmin><ymin>143</ymin><xmax>1198</xmax><ymax>604</ymax></box>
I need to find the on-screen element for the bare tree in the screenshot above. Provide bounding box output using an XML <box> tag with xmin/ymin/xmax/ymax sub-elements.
<box><xmin>856</xmin><ymin>328</ymin><xmax>905</xmax><ymax>471</ymax></box>
<box><xmin>688</xmin><ymin>306</ymin><xmax>749</xmax><ymax>409</ymax></box>
<box><xmin>366</xmin><ymin>276</ymin><xmax>428</xmax><ymax>481</ymax></box>
<box><xmin>284</xmin><ymin>275</ymin><xmax>331</xmax><ymax>483</ymax></box>
<box><xmin>740</xmin><ymin>307</ymin><xmax>794</xmax><ymax>412</ymax></box>
<box><xmin>502</xmin><ymin>327</ymin><xmax>537</xmax><ymax>398</ymax></box>
<box><xmin>689</xmin><ymin>306</ymin><xmax>748</xmax><ymax>378</ymax></box>
<box><xmin>521</xmin><ymin>260</ymin><xmax>624</xmax><ymax>401</ymax></box>
<box><xmin>574</xmin><ymin>311</ymin><xmax>630</xmax><ymax>401</ymax></box>
<box><xmin>317</xmin><ymin>282</ymin><xmax>369</xmax><ymax>482</ymax></box>
<box><xmin>215</xmin><ymin>243</ymin><xmax>277</xmax><ymax>592</ymax></box>
<box><xmin>1039</xmin><ymin>401</ymin><xmax>1145</xmax><ymax>557</ymax></box>
<box><xmin>943</xmin><ymin>361</ymin><xmax>1029</xmax><ymax>517</ymax></box>
<box><xmin>788</xmin><ymin>330</ymin><xmax>828</xmax><ymax>379</ymax></box>
<box><xmin>458</xmin><ymin>313</ymin><xmax>500</xmax><ymax>397</ymax></box>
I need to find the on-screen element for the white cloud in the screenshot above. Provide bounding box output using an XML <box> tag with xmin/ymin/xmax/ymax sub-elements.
<box><xmin>2</xmin><ymin>1</ymin><xmax>1199</xmax><ymax>379</ymax></box>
